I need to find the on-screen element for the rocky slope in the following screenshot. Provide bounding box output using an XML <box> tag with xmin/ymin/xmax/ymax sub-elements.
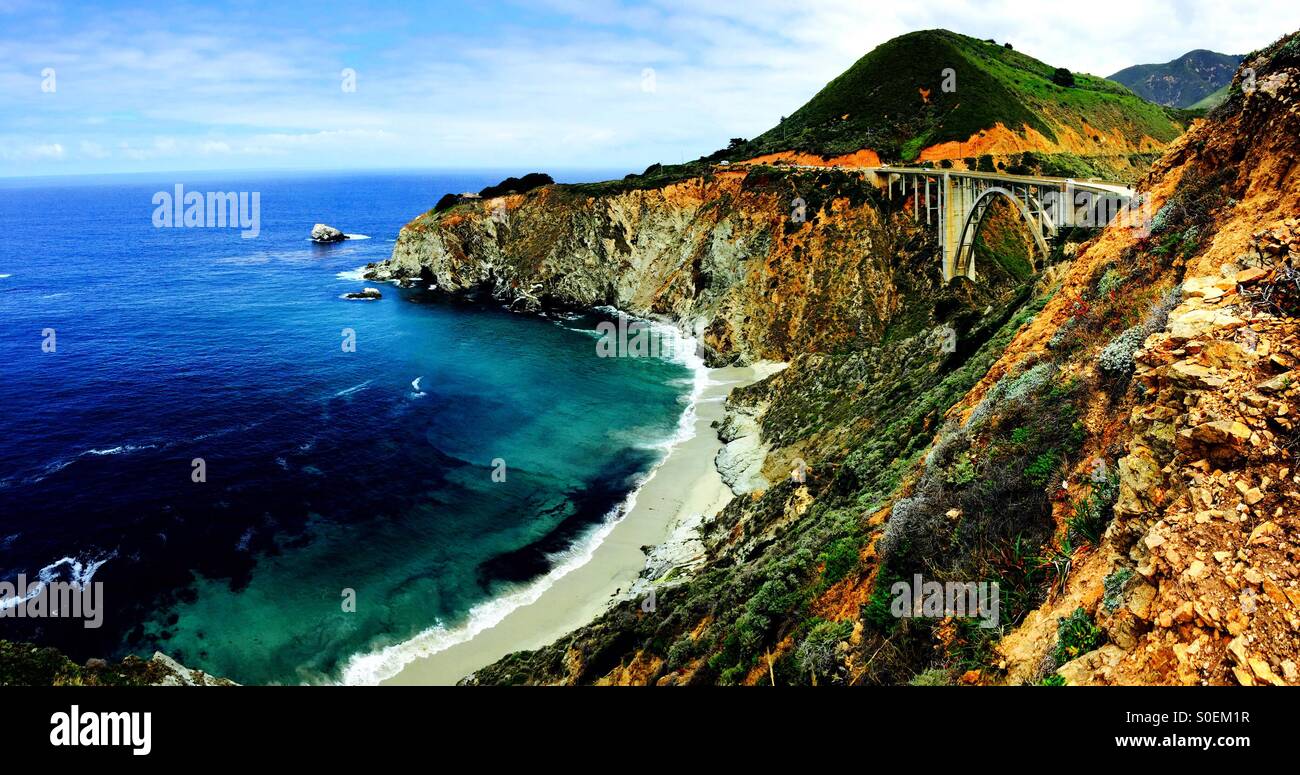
<box><xmin>368</xmin><ymin>30</ymin><xmax>1300</xmax><ymax>686</ymax></box>
<box><xmin>0</xmin><ymin>640</ymin><xmax>236</xmax><ymax>686</ymax></box>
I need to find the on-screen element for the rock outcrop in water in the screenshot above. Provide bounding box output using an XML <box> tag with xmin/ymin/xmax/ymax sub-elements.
<box><xmin>311</xmin><ymin>223</ymin><xmax>347</xmax><ymax>243</ymax></box>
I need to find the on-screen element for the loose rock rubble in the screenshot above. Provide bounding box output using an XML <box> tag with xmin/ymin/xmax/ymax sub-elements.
<box><xmin>1084</xmin><ymin>265</ymin><xmax>1300</xmax><ymax>685</ymax></box>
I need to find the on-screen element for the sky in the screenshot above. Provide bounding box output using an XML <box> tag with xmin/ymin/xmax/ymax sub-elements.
<box><xmin>2</xmin><ymin>0</ymin><xmax>1298</xmax><ymax>178</ymax></box>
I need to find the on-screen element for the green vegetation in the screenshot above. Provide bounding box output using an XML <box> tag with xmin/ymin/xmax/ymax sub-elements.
<box><xmin>563</xmin><ymin>160</ymin><xmax>715</xmax><ymax>197</ymax></box>
<box><xmin>1188</xmin><ymin>83</ymin><xmax>1230</xmax><ymax>111</ymax></box>
<box><xmin>1053</xmin><ymin>607</ymin><xmax>1104</xmax><ymax>664</ymax></box>
<box><xmin>795</xmin><ymin>619</ymin><xmax>853</xmax><ymax>680</ymax></box>
<box><xmin>0</xmin><ymin>640</ymin><xmax>178</xmax><ymax>686</ymax></box>
<box><xmin>818</xmin><ymin>535</ymin><xmax>865</xmax><ymax>588</ymax></box>
<box><xmin>1103</xmin><ymin>568</ymin><xmax>1135</xmax><ymax>613</ymax></box>
<box><xmin>1067</xmin><ymin>470</ymin><xmax>1120</xmax><ymax>547</ymax></box>
<box><xmin>732</xmin><ymin>30</ymin><xmax>1183</xmax><ymax>162</ymax></box>
<box><xmin>909</xmin><ymin>668</ymin><xmax>955</xmax><ymax>686</ymax></box>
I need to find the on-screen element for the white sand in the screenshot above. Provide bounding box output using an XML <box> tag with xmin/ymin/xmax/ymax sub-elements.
<box><xmin>381</xmin><ymin>364</ymin><xmax>763</xmax><ymax>685</ymax></box>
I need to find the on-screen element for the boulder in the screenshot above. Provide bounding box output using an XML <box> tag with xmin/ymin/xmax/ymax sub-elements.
<box><xmin>311</xmin><ymin>223</ymin><xmax>348</xmax><ymax>243</ymax></box>
<box><xmin>344</xmin><ymin>287</ymin><xmax>382</xmax><ymax>300</ymax></box>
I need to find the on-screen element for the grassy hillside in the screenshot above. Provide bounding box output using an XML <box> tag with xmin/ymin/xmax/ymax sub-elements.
<box><xmin>1108</xmin><ymin>49</ymin><xmax>1243</xmax><ymax>107</ymax></box>
<box><xmin>733</xmin><ymin>29</ymin><xmax>1184</xmax><ymax>162</ymax></box>
<box><xmin>1188</xmin><ymin>82</ymin><xmax>1231</xmax><ymax>110</ymax></box>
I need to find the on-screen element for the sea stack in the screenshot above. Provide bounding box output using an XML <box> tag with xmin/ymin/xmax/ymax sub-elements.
<box><xmin>311</xmin><ymin>223</ymin><xmax>348</xmax><ymax>243</ymax></box>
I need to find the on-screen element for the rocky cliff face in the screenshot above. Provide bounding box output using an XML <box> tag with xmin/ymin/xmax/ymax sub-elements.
<box><xmin>367</xmin><ymin>169</ymin><xmax>1018</xmax><ymax>365</ymax></box>
<box><xmin>375</xmin><ymin>32</ymin><xmax>1300</xmax><ymax>687</ymax></box>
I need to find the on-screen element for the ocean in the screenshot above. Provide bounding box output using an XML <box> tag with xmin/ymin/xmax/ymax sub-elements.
<box><xmin>0</xmin><ymin>170</ymin><xmax>698</xmax><ymax>684</ymax></box>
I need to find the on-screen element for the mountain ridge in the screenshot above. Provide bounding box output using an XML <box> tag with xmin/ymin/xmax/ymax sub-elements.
<box><xmin>1108</xmin><ymin>49</ymin><xmax>1244</xmax><ymax>108</ymax></box>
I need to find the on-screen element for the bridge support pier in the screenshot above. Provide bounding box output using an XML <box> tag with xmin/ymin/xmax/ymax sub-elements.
<box><xmin>856</xmin><ymin>166</ymin><xmax>1131</xmax><ymax>284</ymax></box>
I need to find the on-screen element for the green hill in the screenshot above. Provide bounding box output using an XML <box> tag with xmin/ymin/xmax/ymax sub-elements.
<box><xmin>732</xmin><ymin>29</ymin><xmax>1185</xmax><ymax>163</ymax></box>
<box><xmin>1108</xmin><ymin>49</ymin><xmax>1243</xmax><ymax>108</ymax></box>
<box><xmin>1187</xmin><ymin>82</ymin><xmax>1231</xmax><ymax>111</ymax></box>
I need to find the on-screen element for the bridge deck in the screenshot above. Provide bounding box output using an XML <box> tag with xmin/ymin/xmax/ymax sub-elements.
<box><xmin>783</xmin><ymin>163</ymin><xmax>1135</xmax><ymax>197</ymax></box>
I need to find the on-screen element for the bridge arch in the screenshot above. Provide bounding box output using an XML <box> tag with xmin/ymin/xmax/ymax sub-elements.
<box><xmin>952</xmin><ymin>186</ymin><xmax>1051</xmax><ymax>281</ymax></box>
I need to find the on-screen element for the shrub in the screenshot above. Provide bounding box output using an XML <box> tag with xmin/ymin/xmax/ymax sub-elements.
<box><xmin>1097</xmin><ymin>325</ymin><xmax>1146</xmax><ymax>378</ymax></box>
<box><xmin>1053</xmin><ymin>607</ymin><xmax>1104</xmax><ymax>664</ymax></box>
<box><xmin>479</xmin><ymin>172</ymin><xmax>554</xmax><ymax>199</ymax></box>
<box><xmin>1096</xmin><ymin>268</ymin><xmax>1126</xmax><ymax>297</ymax></box>
<box><xmin>432</xmin><ymin>193</ymin><xmax>460</xmax><ymax>212</ymax></box>
<box><xmin>945</xmin><ymin>451</ymin><xmax>977</xmax><ymax>486</ymax></box>
<box><xmin>1025</xmin><ymin>452</ymin><xmax>1059</xmax><ymax>486</ymax></box>
<box><xmin>795</xmin><ymin>619</ymin><xmax>853</xmax><ymax>679</ymax></box>
<box><xmin>909</xmin><ymin>668</ymin><xmax>954</xmax><ymax>686</ymax></box>
<box><xmin>665</xmin><ymin>637</ymin><xmax>700</xmax><ymax>670</ymax></box>
<box><xmin>818</xmin><ymin>537</ymin><xmax>862</xmax><ymax>587</ymax></box>
<box><xmin>1051</xmin><ymin>68</ymin><xmax>1075</xmax><ymax>87</ymax></box>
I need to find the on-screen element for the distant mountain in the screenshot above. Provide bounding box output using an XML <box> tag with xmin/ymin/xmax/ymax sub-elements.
<box><xmin>1108</xmin><ymin>49</ymin><xmax>1243</xmax><ymax>107</ymax></box>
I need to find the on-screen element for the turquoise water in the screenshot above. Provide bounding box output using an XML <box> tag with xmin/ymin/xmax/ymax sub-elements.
<box><xmin>0</xmin><ymin>171</ymin><xmax>694</xmax><ymax>683</ymax></box>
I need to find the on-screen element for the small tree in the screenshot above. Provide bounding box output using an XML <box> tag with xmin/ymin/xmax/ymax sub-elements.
<box><xmin>1052</xmin><ymin>68</ymin><xmax>1075</xmax><ymax>87</ymax></box>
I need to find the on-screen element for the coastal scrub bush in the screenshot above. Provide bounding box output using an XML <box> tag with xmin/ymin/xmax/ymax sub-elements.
<box><xmin>966</xmin><ymin>360</ymin><xmax>1058</xmax><ymax>430</ymax></box>
<box><xmin>817</xmin><ymin>536</ymin><xmax>863</xmax><ymax>588</ymax></box>
<box><xmin>945</xmin><ymin>451</ymin><xmax>977</xmax><ymax>486</ymax></box>
<box><xmin>1097</xmin><ymin>325</ymin><xmax>1146</xmax><ymax>378</ymax></box>
<box><xmin>1096</xmin><ymin>268</ymin><xmax>1126</xmax><ymax>297</ymax></box>
<box><xmin>1097</xmin><ymin>284</ymin><xmax>1182</xmax><ymax>381</ymax></box>
<box><xmin>908</xmin><ymin>668</ymin><xmax>954</xmax><ymax>686</ymax></box>
<box><xmin>1053</xmin><ymin>607</ymin><xmax>1104</xmax><ymax>664</ymax></box>
<box><xmin>794</xmin><ymin>619</ymin><xmax>852</xmax><ymax>680</ymax></box>
<box><xmin>665</xmin><ymin>636</ymin><xmax>701</xmax><ymax>671</ymax></box>
<box><xmin>479</xmin><ymin>172</ymin><xmax>553</xmax><ymax>199</ymax></box>
<box><xmin>1143</xmin><ymin>284</ymin><xmax>1182</xmax><ymax>331</ymax></box>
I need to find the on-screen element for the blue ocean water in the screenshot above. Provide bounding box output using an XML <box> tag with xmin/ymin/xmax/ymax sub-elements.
<box><xmin>0</xmin><ymin>171</ymin><xmax>695</xmax><ymax>684</ymax></box>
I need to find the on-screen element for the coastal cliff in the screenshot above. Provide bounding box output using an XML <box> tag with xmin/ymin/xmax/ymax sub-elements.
<box><xmin>369</xmin><ymin>170</ymin><xmax>963</xmax><ymax>365</ymax></box>
<box><xmin>370</xmin><ymin>30</ymin><xmax>1300</xmax><ymax>685</ymax></box>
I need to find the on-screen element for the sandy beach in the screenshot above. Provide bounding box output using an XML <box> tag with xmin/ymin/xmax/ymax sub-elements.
<box><xmin>378</xmin><ymin>363</ymin><xmax>767</xmax><ymax>685</ymax></box>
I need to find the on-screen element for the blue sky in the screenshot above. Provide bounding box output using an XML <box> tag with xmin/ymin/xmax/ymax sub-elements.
<box><xmin>2</xmin><ymin>0</ymin><xmax>1298</xmax><ymax>177</ymax></box>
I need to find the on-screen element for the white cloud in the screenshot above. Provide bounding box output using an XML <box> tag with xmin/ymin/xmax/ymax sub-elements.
<box><xmin>2</xmin><ymin>0</ymin><xmax>1299</xmax><ymax>176</ymax></box>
